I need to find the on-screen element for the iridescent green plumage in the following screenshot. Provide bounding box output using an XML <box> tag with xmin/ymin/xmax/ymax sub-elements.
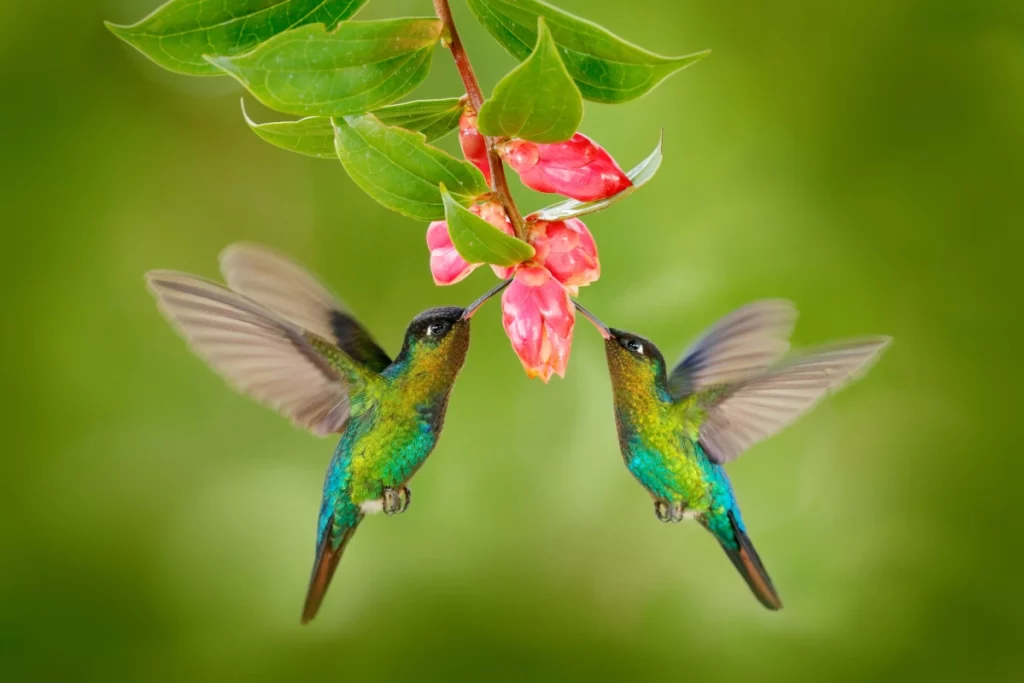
<box><xmin>302</xmin><ymin>305</ymin><xmax>472</xmax><ymax>623</ymax></box>
<box><xmin>576</xmin><ymin>300</ymin><xmax>890</xmax><ymax>610</ymax></box>
<box><xmin>147</xmin><ymin>244</ymin><xmax>507</xmax><ymax>623</ymax></box>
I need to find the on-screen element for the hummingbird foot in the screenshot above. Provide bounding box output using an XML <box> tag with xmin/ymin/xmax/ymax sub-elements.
<box><xmin>654</xmin><ymin>499</ymin><xmax>687</xmax><ymax>523</ymax></box>
<box><xmin>382</xmin><ymin>486</ymin><xmax>412</xmax><ymax>516</ymax></box>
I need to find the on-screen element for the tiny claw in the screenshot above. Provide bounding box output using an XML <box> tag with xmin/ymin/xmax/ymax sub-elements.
<box><xmin>654</xmin><ymin>499</ymin><xmax>687</xmax><ymax>523</ymax></box>
<box><xmin>654</xmin><ymin>500</ymin><xmax>671</xmax><ymax>523</ymax></box>
<box><xmin>382</xmin><ymin>486</ymin><xmax>412</xmax><ymax>516</ymax></box>
<box><xmin>668</xmin><ymin>501</ymin><xmax>686</xmax><ymax>523</ymax></box>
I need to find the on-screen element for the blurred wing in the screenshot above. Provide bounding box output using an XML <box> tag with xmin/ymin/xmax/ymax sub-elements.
<box><xmin>668</xmin><ymin>300</ymin><xmax>798</xmax><ymax>400</ymax></box>
<box><xmin>147</xmin><ymin>271</ymin><xmax>353</xmax><ymax>436</ymax></box>
<box><xmin>219</xmin><ymin>243</ymin><xmax>392</xmax><ymax>373</ymax></box>
<box><xmin>699</xmin><ymin>338</ymin><xmax>891</xmax><ymax>464</ymax></box>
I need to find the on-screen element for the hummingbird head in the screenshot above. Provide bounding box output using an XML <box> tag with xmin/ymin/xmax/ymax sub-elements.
<box><xmin>573</xmin><ymin>300</ymin><xmax>669</xmax><ymax>393</ymax></box>
<box><xmin>392</xmin><ymin>279</ymin><xmax>512</xmax><ymax>384</ymax></box>
<box><xmin>604</xmin><ymin>329</ymin><xmax>669</xmax><ymax>388</ymax></box>
<box><xmin>397</xmin><ymin>306</ymin><xmax>473</xmax><ymax>376</ymax></box>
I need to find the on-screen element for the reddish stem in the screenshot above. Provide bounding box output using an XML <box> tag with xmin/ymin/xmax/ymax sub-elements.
<box><xmin>433</xmin><ymin>0</ymin><xmax>528</xmax><ymax>240</ymax></box>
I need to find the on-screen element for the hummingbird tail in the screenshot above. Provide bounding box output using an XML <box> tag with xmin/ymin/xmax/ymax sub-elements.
<box><xmin>301</xmin><ymin>520</ymin><xmax>361</xmax><ymax>624</ymax></box>
<box><xmin>715</xmin><ymin>511</ymin><xmax>783</xmax><ymax>610</ymax></box>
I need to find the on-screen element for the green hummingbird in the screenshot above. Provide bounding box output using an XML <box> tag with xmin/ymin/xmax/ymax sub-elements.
<box><xmin>574</xmin><ymin>300</ymin><xmax>890</xmax><ymax>609</ymax></box>
<box><xmin>146</xmin><ymin>243</ymin><xmax>509</xmax><ymax>623</ymax></box>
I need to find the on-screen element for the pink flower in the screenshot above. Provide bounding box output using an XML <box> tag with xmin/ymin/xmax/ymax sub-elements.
<box><xmin>528</xmin><ymin>218</ymin><xmax>600</xmax><ymax>293</ymax></box>
<box><xmin>459</xmin><ymin>108</ymin><xmax>491</xmax><ymax>185</ymax></box>
<box><xmin>426</xmin><ymin>220</ymin><xmax>474</xmax><ymax>285</ymax></box>
<box><xmin>500</xmin><ymin>134</ymin><xmax>632</xmax><ymax>201</ymax></box>
<box><xmin>426</xmin><ymin>201</ymin><xmax>514</xmax><ymax>285</ymax></box>
<box><xmin>501</xmin><ymin>267</ymin><xmax>575</xmax><ymax>382</ymax></box>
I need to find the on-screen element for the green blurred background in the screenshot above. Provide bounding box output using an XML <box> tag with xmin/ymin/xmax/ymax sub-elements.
<box><xmin>2</xmin><ymin>0</ymin><xmax>1022</xmax><ymax>680</ymax></box>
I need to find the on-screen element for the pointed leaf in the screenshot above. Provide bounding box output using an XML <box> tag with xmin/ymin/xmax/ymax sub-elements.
<box><xmin>441</xmin><ymin>187</ymin><xmax>535</xmax><ymax>267</ymax></box>
<box><xmin>533</xmin><ymin>132</ymin><xmax>663</xmax><ymax>221</ymax></box>
<box><xmin>373</xmin><ymin>98</ymin><xmax>467</xmax><ymax>142</ymax></box>
<box><xmin>243</xmin><ymin>98</ymin><xmax>466</xmax><ymax>159</ymax></box>
<box><xmin>333</xmin><ymin>115</ymin><xmax>489</xmax><ymax>221</ymax></box>
<box><xmin>245</xmin><ymin>108</ymin><xmax>337</xmax><ymax>159</ymax></box>
<box><xmin>477</xmin><ymin>18</ymin><xmax>582</xmax><ymax>143</ymax></box>
<box><xmin>206</xmin><ymin>19</ymin><xmax>443</xmax><ymax>116</ymax></box>
<box><xmin>467</xmin><ymin>0</ymin><xmax>709</xmax><ymax>104</ymax></box>
<box><xmin>106</xmin><ymin>0</ymin><xmax>366</xmax><ymax>76</ymax></box>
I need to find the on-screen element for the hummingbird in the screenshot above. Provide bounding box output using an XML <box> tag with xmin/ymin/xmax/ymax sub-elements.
<box><xmin>146</xmin><ymin>243</ymin><xmax>509</xmax><ymax>623</ymax></box>
<box><xmin>573</xmin><ymin>300</ymin><xmax>890</xmax><ymax>609</ymax></box>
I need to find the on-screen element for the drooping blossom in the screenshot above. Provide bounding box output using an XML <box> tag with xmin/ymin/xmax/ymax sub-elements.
<box><xmin>501</xmin><ymin>267</ymin><xmax>575</xmax><ymax>382</ymax></box>
<box><xmin>426</xmin><ymin>201</ymin><xmax>513</xmax><ymax>285</ymax></box>
<box><xmin>430</xmin><ymin>127</ymin><xmax>628</xmax><ymax>380</ymax></box>
<box><xmin>527</xmin><ymin>218</ymin><xmax>600</xmax><ymax>294</ymax></box>
<box><xmin>500</xmin><ymin>134</ymin><xmax>631</xmax><ymax>201</ymax></box>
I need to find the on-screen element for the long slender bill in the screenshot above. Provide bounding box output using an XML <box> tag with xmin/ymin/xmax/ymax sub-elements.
<box><xmin>461</xmin><ymin>278</ymin><xmax>513</xmax><ymax>319</ymax></box>
<box><xmin>572</xmin><ymin>300</ymin><xmax>611</xmax><ymax>339</ymax></box>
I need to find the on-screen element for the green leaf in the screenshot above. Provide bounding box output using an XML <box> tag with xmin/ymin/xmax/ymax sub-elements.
<box><xmin>373</xmin><ymin>98</ymin><xmax>467</xmax><ymax>142</ymax></box>
<box><xmin>477</xmin><ymin>18</ymin><xmax>582</xmax><ymax>143</ymax></box>
<box><xmin>243</xmin><ymin>98</ymin><xmax>466</xmax><ymax>159</ymax></box>
<box><xmin>244</xmin><ymin>105</ymin><xmax>337</xmax><ymax>159</ymax></box>
<box><xmin>105</xmin><ymin>0</ymin><xmax>366</xmax><ymax>76</ymax></box>
<box><xmin>206</xmin><ymin>19</ymin><xmax>443</xmax><ymax>116</ymax></box>
<box><xmin>467</xmin><ymin>0</ymin><xmax>709</xmax><ymax>104</ymax></box>
<box><xmin>441</xmin><ymin>187</ymin><xmax>535</xmax><ymax>267</ymax></box>
<box><xmin>533</xmin><ymin>132</ymin><xmax>663</xmax><ymax>221</ymax></box>
<box><xmin>333</xmin><ymin>114</ymin><xmax>489</xmax><ymax>222</ymax></box>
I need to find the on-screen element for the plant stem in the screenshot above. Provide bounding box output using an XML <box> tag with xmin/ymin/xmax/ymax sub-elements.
<box><xmin>433</xmin><ymin>0</ymin><xmax>528</xmax><ymax>240</ymax></box>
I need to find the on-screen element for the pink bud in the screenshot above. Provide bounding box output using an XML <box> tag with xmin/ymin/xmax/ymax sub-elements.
<box><xmin>501</xmin><ymin>134</ymin><xmax>632</xmax><ymax>201</ymax></box>
<box><xmin>528</xmin><ymin>218</ymin><xmax>600</xmax><ymax>292</ymax></box>
<box><xmin>427</xmin><ymin>220</ymin><xmax>477</xmax><ymax>286</ymax></box>
<box><xmin>426</xmin><ymin>201</ymin><xmax>515</xmax><ymax>286</ymax></box>
<box><xmin>501</xmin><ymin>267</ymin><xmax>575</xmax><ymax>382</ymax></box>
<box><xmin>459</xmin><ymin>109</ymin><xmax>491</xmax><ymax>185</ymax></box>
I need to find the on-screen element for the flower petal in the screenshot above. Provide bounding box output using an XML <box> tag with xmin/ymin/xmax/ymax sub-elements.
<box><xmin>501</xmin><ymin>134</ymin><xmax>631</xmax><ymax>201</ymax></box>
<box><xmin>501</xmin><ymin>266</ymin><xmax>576</xmax><ymax>381</ymax></box>
<box><xmin>426</xmin><ymin>220</ymin><xmax>479</xmax><ymax>285</ymax></box>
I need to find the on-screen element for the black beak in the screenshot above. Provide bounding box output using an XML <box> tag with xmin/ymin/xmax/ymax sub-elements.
<box><xmin>573</xmin><ymin>300</ymin><xmax>612</xmax><ymax>339</ymax></box>
<box><xmin>461</xmin><ymin>278</ymin><xmax>513</xmax><ymax>320</ymax></box>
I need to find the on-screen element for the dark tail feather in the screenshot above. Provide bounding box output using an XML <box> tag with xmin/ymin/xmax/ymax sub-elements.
<box><xmin>716</xmin><ymin>511</ymin><xmax>783</xmax><ymax>610</ymax></box>
<box><xmin>301</xmin><ymin>521</ymin><xmax>361</xmax><ymax>624</ymax></box>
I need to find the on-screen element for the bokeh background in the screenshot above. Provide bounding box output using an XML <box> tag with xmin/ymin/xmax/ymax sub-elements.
<box><xmin>2</xmin><ymin>0</ymin><xmax>1022</xmax><ymax>680</ymax></box>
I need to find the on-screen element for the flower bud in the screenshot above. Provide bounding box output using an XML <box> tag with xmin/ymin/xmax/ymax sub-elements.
<box><xmin>426</xmin><ymin>201</ymin><xmax>514</xmax><ymax>286</ymax></box>
<box><xmin>459</xmin><ymin>108</ymin><xmax>491</xmax><ymax>185</ymax></box>
<box><xmin>528</xmin><ymin>218</ymin><xmax>600</xmax><ymax>293</ymax></box>
<box><xmin>501</xmin><ymin>267</ymin><xmax>575</xmax><ymax>382</ymax></box>
<box><xmin>501</xmin><ymin>134</ymin><xmax>631</xmax><ymax>201</ymax></box>
<box><xmin>426</xmin><ymin>220</ymin><xmax>476</xmax><ymax>286</ymax></box>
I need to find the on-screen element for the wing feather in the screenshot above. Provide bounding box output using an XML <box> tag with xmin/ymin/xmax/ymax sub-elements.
<box><xmin>147</xmin><ymin>271</ymin><xmax>352</xmax><ymax>436</ymax></box>
<box><xmin>699</xmin><ymin>338</ymin><xmax>891</xmax><ymax>463</ymax></box>
<box><xmin>668</xmin><ymin>300</ymin><xmax>798</xmax><ymax>399</ymax></box>
<box><xmin>219</xmin><ymin>243</ymin><xmax>392</xmax><ymax>372</ymax></box>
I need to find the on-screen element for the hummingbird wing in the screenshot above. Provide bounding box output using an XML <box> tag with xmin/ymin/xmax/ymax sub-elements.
<box><xmin>667</xmin><ymin>300</ymin><xmax>797</xmax><ymax>400</ymax></box>
<box><xmin>698</xmin><ymin>338</ymin><xmax>891</xmax><ymax>463</ymax></box>
<box><xmin>219</xmin><ymin>243</ymin><xmax>392</xmax><ymax>373</ymax></box>
<box><xmin>147</xmin><ymin>271</ymin><xmax>368</xmax><ymax>436</ymax></box>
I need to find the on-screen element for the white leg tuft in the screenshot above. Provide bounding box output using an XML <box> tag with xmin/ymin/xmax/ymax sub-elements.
<box><xmin>360</xmin><ymin>499</ymin><xmax>385</xmax><ymax>515</ymax></box>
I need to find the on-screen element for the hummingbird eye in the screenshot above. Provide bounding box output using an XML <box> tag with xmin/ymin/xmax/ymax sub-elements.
<box><xmin>625</xmin><ymin>339</ymin><xmax>644</xmax><ymax>355</ymax></box>
<box><xmin>425</xmin><ymin>321</ymin><xmax>450</xmax><ymax>337</ymax></box>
